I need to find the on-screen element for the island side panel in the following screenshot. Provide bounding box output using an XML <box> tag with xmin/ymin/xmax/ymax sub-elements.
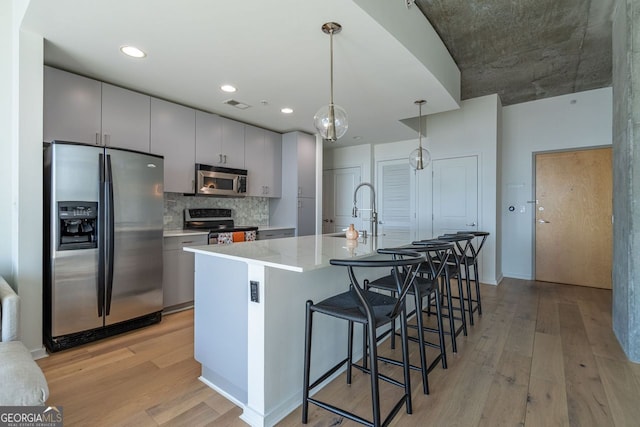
<box><xmin>194</xmin><ymin>253</ymin><xmax>249</xmax><ymax>405</ymax></box>
<box><xmin>245</xmin><ymin>264</ymin><xmax>394</xmax><ymax>426</ymax></box>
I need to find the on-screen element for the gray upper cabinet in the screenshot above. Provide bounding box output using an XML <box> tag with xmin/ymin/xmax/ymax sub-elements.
<box><xmin>296</xmin><ymin>132</ymin><xmax>316</xmax><ymax>198</ymax></box>
<box><xmin>101</xmin><ymin>83</ymin><xmax>151</xmax><ymax>152</ymax></box>
<box><xmin>244</xmin><ymin>125</ymin><xmax>282</xmax><ymax>198</ymax></box>
<box><xmin>264</xmin><ymin>129</ymin><xmax>283</xmax><ymax>198</ymax></box>
<box><xmin>219</xmin><ymin>116</ymin><xmax>245</xmax><ymax>169</ymax></box>
<box><xmin>150</xmin><ymin>98</ymin><xmax>196</xmax><ymax>193</ymax></box>
<box><xmin>44</xmin><ymin>67</ymin><xmax>151</xmax><ymax>152</ymax></box>
<box><xmin>196</xmin><ymin>113</ymin><xmax>245</xmax><ymax>169</ymax></box>
<box><xmin>195</xmin><ymin>111</ymin><xmax>222</xmax><ymax>165</ymax></box>
<box><xmin>44</xmin><ymin>66</ymin><xmax>101</xmax><ymax>144</ymax></box>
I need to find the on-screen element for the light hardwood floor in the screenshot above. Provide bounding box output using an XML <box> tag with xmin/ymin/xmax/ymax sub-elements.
<box><xmin>37</xmin><ymin>278</ymin><xmax>640</xmax><ymax>426</ymax></box>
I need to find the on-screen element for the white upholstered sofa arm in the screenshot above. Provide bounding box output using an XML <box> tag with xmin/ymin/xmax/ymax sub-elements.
<box><xmin>0</xmin><ymin>276</ymin><xmax>19</xmax><ymax>342</ymax></box>
<box><xmin>0</xmin><ymin>275</ymin><xmax>49</xmax><ymax>406</ymax></box>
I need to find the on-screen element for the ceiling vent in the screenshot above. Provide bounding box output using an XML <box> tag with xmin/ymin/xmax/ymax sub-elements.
<box><xmin>223</xmin><ymin>99</ymin><xmax>251</xmax><ymax>110</ymax></box>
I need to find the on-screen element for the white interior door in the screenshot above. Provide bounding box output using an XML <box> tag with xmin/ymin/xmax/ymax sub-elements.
<box><xmin>376</xmin><ymin>159</ymin><xmax>416</xmax><ymax>241</ymax></box>
<box><xmin>322</xmin><ymin>167</ymin><xmax>361</xmax><ymax>233</ymax></box>
<box><xmin>432</xmin><ymin>156</ymin><xmax>478</xmax><ymax>237</ymax></box>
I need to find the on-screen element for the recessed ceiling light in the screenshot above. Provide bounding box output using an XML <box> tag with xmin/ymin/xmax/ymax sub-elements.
<box><xmin>221</xmin><ymin>85</ymin><xmax>237</xmax><ymax>93</ymax></box>
<box><xmin>120</xmin><ymin>45</ymin><xmax>146</xmax><ymax>58</ymax></box>
<box><xmin>281</xmin><ymin>108</ymin><xmax>293</xmax><ymax>114</ymax></box>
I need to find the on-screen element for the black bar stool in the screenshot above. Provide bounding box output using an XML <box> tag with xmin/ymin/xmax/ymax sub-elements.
<box><xmin>302</xmin><ymin>249</ymin><xmax>426</xmax><ymax>427</ymax></box>
<box><xmin>454</xmin><ymin>231</ymin><xmax>489</xmax><ymax>324</ymax></box>
<box><xmin>418</xmin><ymin>234</ymin><xmax>469</xmax><ymax>352</ymax></box>
<box><xmin>363</xmin><ymin>241</ymin><xmax>452</xmax><ymax>395</ymax></box>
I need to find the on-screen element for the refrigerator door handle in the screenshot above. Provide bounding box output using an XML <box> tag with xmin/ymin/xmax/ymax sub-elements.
<box><xmin>97</xmin><ymin>153</ymin><xmax>105</xmax><ymax>317</ymax></box>
<box><xmin>105</xmin><ymin>154</ymin><xmax>115</xmax><ymax>316</ymax></box>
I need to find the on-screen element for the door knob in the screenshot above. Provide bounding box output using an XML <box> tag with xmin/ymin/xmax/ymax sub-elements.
<box><xmin>537</xmin><ymin>219</ymin><xmax>550</xmax><ymax>223</ymax></box>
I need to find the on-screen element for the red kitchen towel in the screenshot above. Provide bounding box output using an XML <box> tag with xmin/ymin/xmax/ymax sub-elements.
<box><xmin>232</xmin><ymin>231</ymin><xmax>245</xmax><ymax>242</ymax></box>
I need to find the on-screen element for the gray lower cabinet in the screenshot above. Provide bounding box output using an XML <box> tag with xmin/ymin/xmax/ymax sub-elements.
<box><xmin>163</xmin><ymin>234</ymin><xmax>208</xmax><ymax>310</ymax></box>
<box><xmin>256</xmin><ymin>228</ymin><xmax>295</xmax><ymax>240</ymax></box>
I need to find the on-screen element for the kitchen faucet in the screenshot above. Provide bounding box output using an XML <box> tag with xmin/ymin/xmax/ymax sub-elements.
<box><xmin>352</xmin><ymin>182</ymin><xmax>378</xmax><ymax>237</ymax></box>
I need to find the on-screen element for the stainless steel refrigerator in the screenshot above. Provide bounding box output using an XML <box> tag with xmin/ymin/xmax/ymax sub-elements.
<box><xmin>43</xmin><ymin>140</ymin><xmax>164</xmax><ymax>352</ymax></box>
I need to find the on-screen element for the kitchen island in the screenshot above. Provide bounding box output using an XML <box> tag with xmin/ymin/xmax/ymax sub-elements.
<box><xmin>184</xmin><ymin>234</ymin><xmax>405</xmax><ymax>427</ymax></box>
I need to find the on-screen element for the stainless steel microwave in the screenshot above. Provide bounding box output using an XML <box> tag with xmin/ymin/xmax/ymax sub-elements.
<box><xmin>195</xmin><ymin>164</ymin><xmax>247</xmax><ymax>197</ymax></box>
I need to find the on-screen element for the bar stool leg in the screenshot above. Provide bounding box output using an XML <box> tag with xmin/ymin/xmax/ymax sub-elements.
<box><xmin>433</xmin><ymin>285</ymin><xmax>447</xmax><ymax>369</ymax></box>
<box><xmin>302</xmin><ymin>300</ymin><xmax>313</xmax><ymax>424</ymax></box>
<box><xmin>442</xmin><ymin>272</ymin><xmax>458</xmax><ymax>353</ymax></box>
<box><xmin>413</xmin><ymin>293</ymin><xmax>429</xmax><ymax>395</ymax></box>
<box><xmin>473</xmin><ymin>259</ymin><xmax>483</xmax><ymax>315</ymax></box>
<box><xmin>464</xmin><ymin>260</ymin><xmax>475</xmax><ymax>326</ymax></box>
<box><xmin>367</xmin><ymin>321</ymin><xmax>382</xmax><ymax>426</ymax></box>
<box><xmin>399</xmin><ymin>308</ymin><xmax>413</xmax><ymax>415</ymax></box>
<box><xmin>456</xmin><ymin>271</ymin><xmax>468</xmax><ymax>336</ymax></box>
<box><xmin>347</xmin><ymin>320</ymin><xmax>354</xmax><ymax>384</ymax></box>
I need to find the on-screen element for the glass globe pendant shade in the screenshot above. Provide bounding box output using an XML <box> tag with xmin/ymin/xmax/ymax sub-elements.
<box><xmin>409</xmin><ymin>147</ymin><xmax>431</xmax><ymax>170</ymax></box>
<box><xmin>314</xmin><ymin>103</ymin><xmax>348</xmax><ymax>142</ymax></box>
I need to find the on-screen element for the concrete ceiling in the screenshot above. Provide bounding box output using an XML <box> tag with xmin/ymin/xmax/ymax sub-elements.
<box><xmin>414</xmin><ymin>0</ymin><xmax>615</xmax><ymax>106</ymax></box>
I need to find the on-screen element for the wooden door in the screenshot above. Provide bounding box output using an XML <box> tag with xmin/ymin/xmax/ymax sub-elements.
<box><xmin>322</xmin><ymin>167</ymin><xmax>360</xmax><ymax>233</ymax></box>
<box><xmin>432</xmin><ymin>156</ymin><xmax>478</xmax><ymax>237</ymax></box>
<box><xmin>534</xmin><ymin>148</ymin><xmax>612</xmax><ymax>288</ymax></box>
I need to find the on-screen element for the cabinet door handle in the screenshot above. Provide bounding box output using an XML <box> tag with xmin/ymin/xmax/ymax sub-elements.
<box><xmin>104</xmin><ymin>134</ymin><xmax>111</xmax><ymax>147</ymax></box>
<box><xmin>223</xmin><ymin>155</ymin><xmax>227</xmax><ymax>164</ymax></box>
<box><xmin>96</xmin><ymin>132</ymin><xmax>101</xmax><ymax>145</ymax></box>
<box><xmin>218</xmin><ymin>154</ymin><xmax>223</xmax><ymax>163</ymax></box>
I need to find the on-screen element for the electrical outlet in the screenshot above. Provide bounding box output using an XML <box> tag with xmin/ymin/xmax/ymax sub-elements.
<box><xmin>250</xmin><ymin>281</ymin><xmax>259</xmax><ymax>303</ymax></box>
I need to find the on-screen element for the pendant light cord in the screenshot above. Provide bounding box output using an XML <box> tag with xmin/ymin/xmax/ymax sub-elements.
<box><xmin>329</xmin><ymin>28</ymin><xmax>334</xmax><ymax>107</ymax></box>
<box><xmin>418</xmin><ymin>102</ymin><xmax>423</xmax><ymax>150</ymax></box>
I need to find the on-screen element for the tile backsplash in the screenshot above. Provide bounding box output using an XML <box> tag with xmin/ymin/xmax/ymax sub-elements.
<box><xmin>164</xmin><ymin>193</ymin><xmax>270</xmax><ymax>229</ymax></box>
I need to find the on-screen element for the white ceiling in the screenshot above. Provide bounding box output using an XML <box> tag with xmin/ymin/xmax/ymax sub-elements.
<box><xmin>21</xmin><ymin>0</ymin><xmax>460</xmax><ymax>145</ymax></box>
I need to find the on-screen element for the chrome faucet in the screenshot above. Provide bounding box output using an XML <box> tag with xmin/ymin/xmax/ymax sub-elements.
<box><xmin>352</xmin><ymin>182</ymin><xmax>378</xmax><ymax>237</ymax></box>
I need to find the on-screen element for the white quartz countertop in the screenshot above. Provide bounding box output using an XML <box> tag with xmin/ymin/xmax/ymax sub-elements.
<box><xmin>183</xmin><ymin>234</ymin><xmax>408</xmax><ymax>273</ymax></box>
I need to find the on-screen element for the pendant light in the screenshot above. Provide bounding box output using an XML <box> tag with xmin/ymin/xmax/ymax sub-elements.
<box><xmin>313</xmin><ymin>22</ymin><xmax>348</xmax><ymax>142</ymax></box>
<box><xmin>409</xmin><ymin>100</ymin><xmax>431</xmax><ymax>170</ymax></box>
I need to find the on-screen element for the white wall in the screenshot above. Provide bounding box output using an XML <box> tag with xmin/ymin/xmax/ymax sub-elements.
<box><xmin>428</xmin><ymin>95</ymin><xmax>501</xmax><ymax>285</ymax></box>
<box><xmin>323</xmin><ymin>143</ymin><xmax>372</xmax><ymax>177</ymax></box>
<box><xmin>1</xmin><ymin>1</ymin><xmax>15</xmax><ymax>282</ymax></box>
<box><xmin>16</xmin><ymin>27</ymin><xmax>44</xmax><ymax>355</ymax></box>
<box><xmin>501</xmin><ymin>87</ymin><xmax>613</xmax><ymax>279</ymax></box>
<box><xmin>1</xmin><ymin>0</ymin><xmax>46</xmax><ymax>356</ymax></box>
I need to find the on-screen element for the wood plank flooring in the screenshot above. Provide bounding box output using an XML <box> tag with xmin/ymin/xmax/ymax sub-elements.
<box><xmin>37</xmin><ymin>278</ymin><xmax>640</xmax><ymax>426</ymax></box>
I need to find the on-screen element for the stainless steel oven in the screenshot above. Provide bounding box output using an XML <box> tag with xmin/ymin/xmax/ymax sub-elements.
<box><xmin>183</xmin><ymin>208</ymin><xmax>258</xmax><ymax>244</ymax></box>
<box><xmin>195</xmin><ymin>164</ymin><xmax>247</xmax><ymax>197</ymax></box>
